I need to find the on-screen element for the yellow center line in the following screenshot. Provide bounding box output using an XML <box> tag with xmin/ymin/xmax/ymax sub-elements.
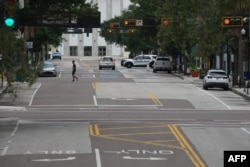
<box><xmin>147</xmin><ymin>93</ymin><xmax>163</xmax><ymax>106</ymax></box>
<box><xmin>92</xmin><ymin>82</ymin><xmax>99</xmax><ymax>90</ymax></box>
<box><xmin>89</xmin><ymin>124</ymin><xmax>100</xmax><ymax>136</ymax></box>
<box><xmin>103</xmin><ymin>131</ymin><xmax>171</xmax><ymax>137</ymax></box>
<box><xmin>89</xmin><ymin>125</ymin><xmax>94</xmax><ymax>136</ymax></box>
<box><xmin>99</xmin><ymin>125</ymin><xmax>168</xmax><ymax>130</ymax></box>
<box><xmin>168</xmin><ymin>124</ymin><xmax>206</xmax><ymax>167</ymax></box>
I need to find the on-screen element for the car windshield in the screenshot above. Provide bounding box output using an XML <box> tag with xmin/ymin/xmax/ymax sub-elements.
<box><xmin>157</xmin><ymin>58</ymin><xmax>170</xmax><ymax>61</ymax></box>
<box><xmin>102</xmin><ymin>57</ymin><xmax>113</xmax><ymax>61</ymax></box>
<box><xmin>43</xmin><ymin>62</ymin><xmax>54</xmax><ymax>68</ymax></box>
<box><xmin>209</xmin><ymin>71</ymin><xmax>226</xmax><ymax>76</ymax></box>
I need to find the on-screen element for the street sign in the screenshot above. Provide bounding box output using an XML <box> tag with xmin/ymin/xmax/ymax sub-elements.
<box><xmin>136</xmin><ymin>19</ymin><xmax>143</xmax><ymax>26</ymax></box>
<box><xmin>18</xmin><ymin>9</ymin><xmax>100</xmax><ymax>28</ymax></box>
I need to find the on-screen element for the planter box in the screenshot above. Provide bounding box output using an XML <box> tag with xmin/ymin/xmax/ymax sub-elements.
<box><xmin>191</xmin><ymin>71</ymin><xmax>199</xmax><ymax>77</ymax></box>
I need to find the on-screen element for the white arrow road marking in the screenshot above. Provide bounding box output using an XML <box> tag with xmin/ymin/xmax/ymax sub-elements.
<box><xmin>32</xmin><ymin>157</ymin><xmax>76</xmax><ymax>162</ymax></box>
<box><xmin>123</xmin><ymin>156</ymin><xmax>167</xmax><ymax>160</ymax></box>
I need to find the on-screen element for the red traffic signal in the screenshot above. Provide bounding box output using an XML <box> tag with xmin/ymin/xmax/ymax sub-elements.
<box><xmin>161</xmin><ymin>18</ymin><xmax>169</xmax><ymax>26</ymax></box>
<box><xmin>123</xmin><ymin>19</ymin><xmax>136</xmax><ymax>26</ymax></box>
<box><xmin>161</xmin><ymin>18</ymin><xmax>181</xmax><ymax>27</ymax></box>
<box><xmin>110</xmin><ymin>22</ymin><xmax>120</xmax><ymax>28</ymax></box>
<box><xmin>222</xmin><ymin>16</ymin><xmax>243</xmax><ymax>27</ymax></box>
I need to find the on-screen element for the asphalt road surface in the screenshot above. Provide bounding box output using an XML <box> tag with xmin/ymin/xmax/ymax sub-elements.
<box><xmin>1</xmin><ymin>57</ymin><xmax>250</xmax><ymax>167</ymax></box>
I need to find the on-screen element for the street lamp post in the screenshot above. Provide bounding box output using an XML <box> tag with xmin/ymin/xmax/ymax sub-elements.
<box><xmin>241</xmin><ymin>15</ymin><xmax>250</xmax><ymax>94</ymax></box>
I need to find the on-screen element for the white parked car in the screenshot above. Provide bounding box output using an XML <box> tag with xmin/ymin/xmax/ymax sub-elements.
<box><xmin>122</xmin><ymin>55</ymin><xmax>157</xmax><ymax>68</ymax></box>
<box><xmin>203</xmin><ymin>69</ymin><xmax>230</xmax><ymax>90</ymax></box>
<box><xmin>98</xmin><ymin>56</ymin><xmax>115</xmax><ymax>70</ymax></box>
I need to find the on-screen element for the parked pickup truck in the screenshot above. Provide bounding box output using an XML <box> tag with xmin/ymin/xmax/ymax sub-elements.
<box><xmin>153</xmin><ymin>57</ymin><xmax>172</xmax><ymax>73</ymax></box>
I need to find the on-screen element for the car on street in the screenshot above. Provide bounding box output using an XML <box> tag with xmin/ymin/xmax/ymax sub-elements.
<box><xmin>121</xmin><ymin>54</ymin><xmax>157</xmax><ymax>68</ymax></box>
<box><xmin>99</xmin><ymin>56</ymin><xmax>115</xmax><ymax>70</ymax></box>
<box><xmin>153</xmin><ymin>57</ymin><xmax>172</xmax><ymax>73</ymax></box>
<box><xmin>38</xmin><ymin>61</ymin><xmax>57</xmax><ymax>77</ymax></box>
<box><xmin>52</xmin><ymin>52</ymin><xmax>62</xmax><ymax>60</ymax></box>
<box><xmin>203</xmin><ymin>69</ymin><xmax>230</xmax><ymax>90</ymax></box>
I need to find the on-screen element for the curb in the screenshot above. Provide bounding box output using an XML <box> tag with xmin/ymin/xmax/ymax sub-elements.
<box><xmin>231</xmin><ymin>89</ymin><xmax>250</xmax><ymax>101</ymax></box>
<box><xmin>0</xmin><ymin>106</ymin><xmax>26</xmax><ymax>111</ymax></box>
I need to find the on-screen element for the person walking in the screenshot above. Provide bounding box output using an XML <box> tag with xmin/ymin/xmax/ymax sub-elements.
<box><xmin>72</xmin><ymin>60</ymin><xmax>78</xmax><ymax>81</ymax></box>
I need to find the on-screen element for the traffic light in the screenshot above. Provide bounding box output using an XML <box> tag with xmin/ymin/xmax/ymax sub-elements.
<box><xmin>161</xmin><ymin>18</ymin><xmax>181</xmax><ymax>27</ymax></box>
<box><xmin>161</xmin><ymin>18</ymin><xmax>169</xmax><ymax>26</ymax></box>
<box><xmin>110</xmin><ymin>22</ymin><xmax>120</xmax><ymax>28</ymax></box>
<box><xmin>123</xmin><ymin>19</ymin><xmax>136</xmax><ymax>26</ymax></box>
<box><xmin>222</xmin><ymin>16</ymin><xmax>243</xmax><ymax>27</ymax></box>
<box><xmin>3</xmin><ymin>0</ymin><xmax>17</xmax><ymax>27</ymax></box>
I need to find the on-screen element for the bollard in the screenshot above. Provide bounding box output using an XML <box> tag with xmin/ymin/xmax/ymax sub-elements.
<box><xmin>247</xmin><ymin>80</ymin><xmax>250</xmax><ymax>94</ymax></box>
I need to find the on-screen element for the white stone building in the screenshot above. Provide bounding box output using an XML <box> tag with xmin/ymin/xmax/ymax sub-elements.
<box><xmin>58</xmin><ymin>0</ymin><xmax>131</xmax><ymax>57</ymax></box>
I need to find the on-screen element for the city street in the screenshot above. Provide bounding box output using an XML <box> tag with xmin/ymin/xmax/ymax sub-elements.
<box><xmin>0</xmin><ymin>57</ymin><xmax>250</xmax><ymax>167</ymax></box>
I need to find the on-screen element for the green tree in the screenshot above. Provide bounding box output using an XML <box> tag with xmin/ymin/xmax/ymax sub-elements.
<box><xmin>100</xmin><ymin>1</ymin><xmax>159</xmax><ymax>54</ymax></box>
<box><xmin>0</xmin><ymin>27</ymin><xmax>37</xmax><ymax>96</ymax></box>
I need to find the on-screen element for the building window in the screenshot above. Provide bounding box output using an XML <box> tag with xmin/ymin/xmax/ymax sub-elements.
<box><xmin>84</xmin><ymin>46</ymin><xmax>92</xmax><ymax>56</ymax></box>
<box><xmin>98</xmin><ymin>46</ymin><xmax>106</xmax><ymax>56</ymax></box>
<box><xmin>70</xmin><ymin>46</ymin><xmax>77</xmax><ymax>56</ymax></box>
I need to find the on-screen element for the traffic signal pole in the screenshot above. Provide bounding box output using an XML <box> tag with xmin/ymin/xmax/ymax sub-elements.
<box><xmin>247</xmin><ymin>12</ymin><xmax>250</xmax><ymax>94</ymax></box>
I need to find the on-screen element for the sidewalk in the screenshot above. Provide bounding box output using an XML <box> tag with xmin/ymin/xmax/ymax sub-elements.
<box><xmin>0</xmin><ymin>81</ymin><xmax>26</xmax><ymax>111</ymax></box>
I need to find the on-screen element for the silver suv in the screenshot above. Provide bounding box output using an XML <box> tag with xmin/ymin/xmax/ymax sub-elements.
<box><xmin>203</xmin><ymin>69</ymin><xmax>230</xmax><ymax>90</ymax></box>
<box><xmin>153</xmin><ymin>57</ymin><xmax>172</xmax><ymax>73</ymax></box>
<box><xmin>122</xmin><ymin>55</ymin><xmax>157</xmax><ymax>68</ymax></box>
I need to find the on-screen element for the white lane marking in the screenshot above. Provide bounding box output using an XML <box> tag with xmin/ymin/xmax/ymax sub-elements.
<box><xmin>111</xmin><ymin>98</ymin><xmax>136</xmax><ymax>100</ymax></box>
<box><xmin>1</xmin><ymin>122</ymin><xmax>19</xmax><ymax>156</ymax></box>
<box><xmin>11</xmin><ymin>122</ymin><xmax>19</xmax><ymax>137</ymax></box>
<box><xmin>32</xmin><ymin>157</ymin><xmax>76</xmax><ymax>162</ymax></box>
<box><xmin>92</xmin><ymin>74</ymin><xmax>96</xmax><ymax>78</ymax></box>
<box><xmin>198</xmin><ymin>88</ymin><xmax>231</xmax><ymax>110</ymax></box>
<box><xmin>93</xmin><ymin>96</ymin><xmax>97</xmax><ymax>106</ymax></box>
<box><xmin>123</xmin><ymin>156</ymin><xmax>167</xmax><ymax>160</ymax></box>
<box><xmin>29</xmin><ymin>83</ymin><xmax>42</xmax><ymax>106</ymax></box>
<box><xmin>95</xmin><ymin>149</ymin><xmax>102</xmax><ymax>167</ymax></box>
<box><xmin>241</xmin><ymin>127</ymin><xmax>250</xmax><ymax>135</ymax></box>
<box><xmin>1</xmin><ymin>146</ymin><xmax>9</xmax><ymax>156</ymax></box>
<box><xmin>58</xmin><ymin>71</ymin><xmax>62</xmax><ymax>78</ymax></box>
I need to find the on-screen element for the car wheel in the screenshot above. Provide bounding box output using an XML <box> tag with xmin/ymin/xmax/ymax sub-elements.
<box><xmin>168</xmin><ymin>70</ymin><xmax>171</xmax><ymax>73</ymax></box>
<box><xmin>126</xmin><ymin>63</ymin><xmax>133</xmax><ymax>68</ymax></box>
<box><xmin>99</xmin><ymin>66</ymin><xmax>102</xmax><ymax>70</ymax></box>
<box><xmin>112</xmin><ymin>67</ymin><xmax>115</xmax><ymax>70</ymax></box>
<box><xmin>149</xmin><ymin>61</ymin><xmax>154</xmax><ymax>68</ymax></box>
<box><xmin>203</xmin><ymin>84</ymin><xmax>208</xmax><ymax>90</ymax></box>
<box><xmin>153</xmin><ymin>69</ymin><xmax>157</xmax><ymax>73</ymax></box>
<box><xmin>223</xmin><ymin>86</ymin><xmax>229</xmax><ymax>91</ymax></box>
